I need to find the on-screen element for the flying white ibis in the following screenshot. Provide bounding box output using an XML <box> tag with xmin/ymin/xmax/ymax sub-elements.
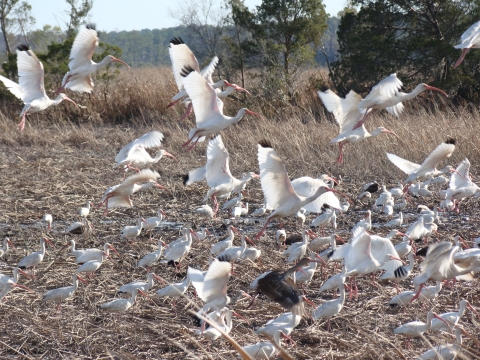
<box><xmin>120</xmin><ymin>218</ymin><xmax>148</xmax><ymax>241</ymax></box>
<box><xmin>138</xmin><ymin>240</ymin><xmax>167</xmax><ymax>271</ymax></box>
<box><xmin>393</xmin><ymin>310</ymin><xmax>449</xmax><ymax>349</ymax></box>
<box><xmin>254</xmin><ymin>257</ymin><xmax>319</xmax><ymax>315</ymax></box>
<box><xmin>387</xmin><ymin>139</ymin><xmax>456</xmax><ymax>184</ymax></box>
<box><xmin>0</xmin><ymin>45</ymin><xmax>79</xmax><ymax>131</ymax></box>
<box><xmin>42</xmin><ymin>214</ymin><xmax>53</xmax><ymax>230</ymax></box>
<box><xmin>42</xmin><ymin>274</ymin><xmax>88</xmax><ymax>310</ymax></box>
<box><xmin>100</xmin><ymin>288</ymin><xmax>149</xmax><ymax>313</ymax></box>
<box><xmin>389</xmin><ymin>281</ymin><xmax>442</xmax><ymax>307</ymax></box>
<box><xmin>312</xmin><ymin>284</ymin><xmax>346</xmax><ymax>331</ymax></box>
<box><xmin>117</xmin><ymin>273</ymin><xmax>164</xmax><ymax>296</ymax></box>
<box><xmin>355</xmin><ymin>73</ymin><xmax>448</xmax><ymax>129</ymax></box>
<box><xmin>429</xmin><ymin>299</ymin><xmax>479</xmax><ymax>332</ymax></box>
<box><xmin>255</xmin><ymin>140</ymin><xmax>351</xmax><ymax>239</ymax></box>
<box><xmin>0</xmin><ymin>238</ymin><xmax>14</xmax><ymax>258</ymax></box>
<box><xmin>454</xmin><ymin>20</ymin><xmax>480</xmax><ymax>67</ymax></box>
<box><xmin>143</xmin><ymin>209</ymin><xmax>167</xmax><ymax>238</ymax></box>
<box><xmin>99</xmin><ymin>169</ymin><xmax>166</xmax><ymax>215</ymax></box>
<box><xmin>18</xmin><ymin>237</ymin><xmax>55</xmax><ymax>278</ymax></box>
<box><xmin>168</xmin><ymin>37</ymin><xmax>249</xmax><ymax>120</ymax></box>
<box><xmin>75</xmin><ymin>242</ymin><xmax>119</xmax><ymax>264</ymax></box>
<box><xmin>291</xmin><ymin>174</ymin><xmax>341</xmax><ymax>212</ymax></box>
<box><xmin>183</xmin><ymin>165</ymin><xmax>207</xmax><ymax>186</ymax></box>
<box><xmin>318</xmin><ymin>89</ymin><xmax>398</xmax><ymax>163</ymax></box>
<box><xmin>380</xmin><ymin>251</ymin><xmax>414</xmax><ymax>292</ymax></box>
<box><xmin>180</xmin><ymin>70</ymin><xmax>262</xmax><ymax>150</ymax></box>
<box><xmin>202</xmin><ymin>135</ymin><xmax>259</xmax><ymax>214</ymax></box>
<box><xmin>114</xmin><ymin>131</ymin><xmax>177</xmax><ymax>176</ymax></box>
<box><xmin>56</xmin><ymin>23</ymin><xmax>129</xmax><ymax>94</ymax></box>
<box><xmin>210</xmin><ymin>225</ymin><xmax>240</xmax><ymax>255</ymax></box>
<box><xmin>443</xmin><ymin>158</ymin><xmax>480</xmax><ymax>212</ymax></box>
<box><xmin>76</xmin><ymin>253</ymin><xmax>107</xmax><ymax>278</ymax></box>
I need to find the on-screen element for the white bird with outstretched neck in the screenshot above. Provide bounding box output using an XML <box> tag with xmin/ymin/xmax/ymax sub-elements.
<box><xmin>453</xmin><ymin>20</ymin><xmax>480</xmax><ymax>67</ymax></box>
<box><xmin>42</xmin><ymin>274</ymin><xmax>88</xmax><ymax>310</ymax></box>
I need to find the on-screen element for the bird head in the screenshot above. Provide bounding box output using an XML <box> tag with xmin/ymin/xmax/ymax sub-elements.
<box><xmin>55</xmin><ymin>93</ymin><xmax>79</xmax><ymax>108</ymax></box>
<box><xmin>104</xmin><ymin>55</ymin><xmax>130</xmax><ymax>68</ymax></box>
<box><xmin>417</xmin><ymin>83</ymin><xmax>448</xmax><ymax>97</ymax></box>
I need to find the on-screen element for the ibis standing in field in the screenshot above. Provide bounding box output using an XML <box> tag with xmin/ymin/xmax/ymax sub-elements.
<box><xmin>143</xmin><ymin>209</ymin><xmax>168</xmax><ymax>238</ymax></box>
<box><xmin>0</xmin><ymin>279</ymin><xmax>33</xmax><ymax>301</ymax></box>
<box><xmin>0</xmin><ymin>45</ymin><xmax>79</xmax><ymax>131</ymax></box>
<box><xmin>312</xmin><ymin>284</ymin><xmax>346</xmax><ymax>331</ymax></box>
<box><xmin>255</xmin><ymin>140</ymin><xmax>351</xmax><ymax>239</ymax></box>
<box><xmin>0</xmin><ymin>238</ymin><xmax>14</xmax><ymax>258</ymax></box>
<box><xmin>75</xmin><ymin>242</ymin><xmax>119</xmax><ymax>264</ymax></box>
<box><xmin>0</xmin><ymin>267</ymin><xmax>29</xmax><ymax>290</ymax></box>
<box><xmin>138</xmin><ymin>240</ymin><xmax>167</xmax><ymax>271</ymax></box>
<box><xmin>114</xmin><ymin>131</ymin><xmax>177</xmax><ymax>177</ymax></box>
<box><xmin>454</xmin><ymin>20</ymin><xmax>480</xmax><ymax>67</ymax></box>
<box><xmin>100</xmin><ymin>288</ymin><xmax>149</xmax><ymax>313</ymax></box>
<box><xmin>76</xmin><ymin>253</ymin><xmax>108</xmax><ymax>278</ymax></box>
<box><xmin>318</xmin><ymin>88</ymin><xmax>398</xmax><ymax>164</ymax></box>
<box><xmin>18</xmin><ymin>237</ymin><xmax>55</xmax><ymax>278</ymax></box>
<box><xmin>117</xmin><ymin>273</ymin><xmax>164</xmax><ymax>296</ymax></box>
<box><xmin>387</xmin><ymin>139</ymin><xmax>456</xmax><ymax>184</ymax></box>
<box><xmin>42</xmin><ymin>274</ymin><xmax>88</xmax><ymax>310</ymax></box>
<box><xmin>120</xmin><ymin>218</ymin><xmax>148</xmax><ymax>241</ymax></box>
<box><xmin>355</xmin><ymin>73</ymin><xmax>448</xmax><ymax>128</ymax></box>
<box><xmin>180</xmin><ymin>69</ymin><xmax>263</xmax><ymax>150</ymax></box>
<box><xmin>56</xmin><ymin>23</ymin><xmax>129</xmax><ymax>94</ymax></box>
<box><xmin>429</xmin><ymin>299</ymin><xmax>479</xmax><ymax>332</ymax></box>
<box><xmin>42</xmin><ymin>214</ymin><xmax>53</xmax><ymax>231</ymax></box>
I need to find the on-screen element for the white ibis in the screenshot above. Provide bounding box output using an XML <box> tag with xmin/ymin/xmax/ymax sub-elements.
<box><xmin>293</xmin><ymin>253</ymin><xmax>322</xmax><ymax>285</ymax></box>
<box><xmin>318</xmin><ymin>266</ymin><xmax>348</xmax><ymax>296</ymax></box>
<box><xmin>418</xmin><ymin>327</ymin><xmax>464</xmax><ymax>360</ymax></box>
<box><xmin>100</xmin><ymin>288</ymin><xmax>149</xmax><ymax>313</ymax></box>
<box><xmin>240</xmin><ymin>246</ymin><xmax>261</xmax><ymax>263</ymax></box>
<box><xmin>195</xmin><ymin>204</ymin><xmax>214</xmax><ymax>219</ymax></box>
<box><xmin>79</xmin><ymin>201</ymin><xmax>91</xmax><ymax>218</ymax></box>
<box><xmin>0</xmin><ymin>238</ymin><xmax>14</xmax><ymax>258</ymax></box>
<box><xmin>76</xmin><ymin>253</ymin><xmax>107</xmax><ymax>278</ymax></box>
<box><xmin>311</xmin><ymin>207</ymin><xmax>336</xmax><ymax>235</ymax></box>
<box><xmin>0</xmin><ymin>45</ymin><xmax>79</xmax><ymax>131</ymax></box>
<box><xmin>393</xmin><ymin>310</ymin><xmax>449</xmax><ymax>349</ymax></box>
<box><xmin>0</xmin><ymin>267</ymin><xmax>28</xmax><ymax>290</ymax></box>
<box><xmin>42</xmin><ymin>274</ymin><xmax>88</xmax><ymax>310</ymax></box>
<box><xmin>155</xmin><ymin>274</ymin><xmax>190</xmax><ymax>305</ymax></box>
<box><xmin>0</xmin><ymin>279</ymin><xmax>33</xmax><ymax>301</ymax></box>
<box><xmin>356</xmin><ymin>73</ymin><xmax>448</xmax><ymax>129</ymax></box>
<box><xmin>384</xmin><ymin>212</ymin><xmax>403</xmax><ymax>228</ymax></box>
<box><xmin>56</xmin><ymin>23</ymin><xmax>129</xmax><ymax>94</ymax></box>
<box><xmin>254</xmin><ymin>257</ymin><xmax>320</xmax><ymax>315</ymax></box>
<box><xmin>183</xmin><ymin>165</ymin><xmax>206</xmax><ymax>186</ymax></box>
<box><xmin>285</xmin><ymin>231</ymin><xmax>310</xmax><ymax>264</ymax></box>
<box><xmin>117</xmin><ymin>273</ymin><xmax>164</xmax><ymax>296</ymax></box>
<box><xmin>138</xmin><ymin>241</ymin><xmax>167</xmax><ymax>271</ymax></box>
<box><xmin>143</xmin><ymin>209</ymin><xmax>167</xmax><ymax>238</ymax></box>
<box><xmin>454</xmin><ymin>20</ymin><xmax>480</xmax><ymax>67</ymax></box>
<box><xmin>166</xmin><ymin>227</ymin><xmax>196</xmax><ymax>250</ymax></box>
<box><xmin>429</xmin><ymin>299</ymin><xmax>479</xmax><ymax>332</ymax></box>
<box><xmin>42</xmin><ymin>214</ymin><xmax>53</xmax><ymax>230</ymax></box>
<box><xmin>282</xmin><ymin>229</ymin><xmax>314</xmax><ymax>258</ymax></box>
<box><xmin>388</xmin><ymin>281</ymin><xmax>442</xmax><ymax>307</ymax></box>
<box><xmin>114</xmin><ymin>131</ymin><xmax>177</xmax><ymax>176</ymax></box>
<box><xmin>99</xmin><ymin>169</ymin><xmax>166</xmax><ymax>215</ymax></box>
<box><xmin>66</xmin><ymin>218</ymin><xmax>88</xmax><ymax>235</ymax></box>
<box><xmin>291</xmin><ymin>174</ymin><xmax>341</xmax><ymax>212</ymax></box>
<box><xmin>411</xmin><ymin>241</ymin><xmax>480</xmax><ymax>301</ymax></box>
<box><xmin>380</xmin><ymin>252</ymin><xmax>414</xmax><ymax>292</ymax></box>
<box><xmin>276</xmin><ymin>229</ymin><xmax>287</xmax><ymax>249</ymax></box>
<box><xmin>443</xmin><ymin>158</ymin><xmax>480</xmax><ymax>211</ymax></box>
<box><xmin>318</xmin><ymin>89</ymin><xmax>398</xmax><ymax>163</ymax></box>
<box><xmin>180</xmin><ymin>70</ymin><xmax>262</xmax><ymax>150</ymax></box>
<box><xmin>312</xmin><ymin>285</ymin><xmax>346</xmax><ymax>331</ymax></box>
<box><xmin>251</xmin><ymin>205</ymin><xmax>267</xmax><ymax>217</ymax></box>
<box><xmin>164</xmin><ymin>228</ymin><xmax>195</xmax><ymax>271</ymax></box>
<box><xmin>241</xmin><ymin>330</ymin><xmax>281</xmax><ymax>359</ymax></box>
<box><xmin>120</xmin><ymin>218</ymin><xmax>148</xmax><ymax>241</ymax></box>
<box><xmin>210</xmin><ymin>225</ymin><xmax>239</xmax><ymax>255</ymax></box>
<box><xmin>194</xmin><ymin>307</ymin><xmax>236</xmax><ymax>341</ymax></box>
<box><xmin>198</xmin><ymin>259</ymin><xmax>251</xmax><ymax>314</ymax></box>
<box><xmin>76</xmin><ymin>243</ymin><xmax>119</xmax><ymax>264</ymax></box>
<box><xmin>256</xmin><ymin>311</ymin><xmax>302</xmax><ymax>345</ymax></box>
<box><xmin>18</xmin><ymin>237</ymin><xmax>55</xmax><ymax>277</ymax></box>
<box><xmin>216</xmin><ymin>235</ymin><xmax>255</xmax><ymax>269</ymax></box>
<box><xmin>194</xmin><ymin>227</ymin><xmax>211</xmax><ymax>241</ymax></box>
<box><xmin>222</xmin><ymin>193</ymin><xmax>243</xmax><ymax>210</ymax></box>
<box><xmin>387</xmin><ymin>138</ymin><xmax>456</xmax><ymax>184</ymax></box>
<box><xmin>255</xmin><ymin>140</ymin><xmax>351</xmax><ymax>239</ymax></box>
<box><xmin>355</xmin><ymin>210</ymin><xmax>372</xmax><ymax>231</ymax></box>
<box><xmin>168</xmin><ymin>37</ymin><xmax>249</xmax><ymax>120</ymax></box>
<box><xmin>389</xmin><ymin>182</ymin><xmax>404</xmax><ymax>198</ymax></box>
<box><xmin>202</xmin><ymin>135</ymin><xmax>259</xmax><ymax>213</ymax></box>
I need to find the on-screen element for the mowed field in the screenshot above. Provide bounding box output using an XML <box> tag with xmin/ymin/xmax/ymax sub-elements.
<box><xmin>0</xmin><ymin>69</ymin><xmax>480</xmax><ymax>359</ymax></box>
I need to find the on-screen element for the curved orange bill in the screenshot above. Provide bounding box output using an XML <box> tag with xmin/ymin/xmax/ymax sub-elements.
<box><xmin>6</xmin><ymin>239</ymin><xmax>15</xmax><ymax>249</ymax></box>
<box><xmin>245</xmin><ymin>236</ymin><xmax>255</xmax><ymax>246</ymax></box>
<box><xmin>381</xmin><ymin>129</ymin><xmax>400</xmax><ymax>139</ymax></box>
<box><xmin>112</xmin><ymin>57</ymin><xmax>130</xmax><ymax>68</ymax></box>
<box><xmin>433</xmin><ymin>313</ymin><xmax>452</xmax><ymax>328</ymax></box>
<box><xmin>17</xmin><ymin>268</ymin><xmax>30</xmax><ymax>278</ymax></box>
<box><xmin>245</xmin><ymin>109</ymin><xmax>263</xmax><ymax>120</ymax></box>
<box><xmin>163</xmin><ymin>151</ymin><xmax>178</xmax><ymax>162</ymax></box>
<box><xmin>63</xmin><ymin>96</ymin><xmax>79</xmax><ymax>108</ymax></box>
<box><xmin>327</xmin><ymin>188</ymin><xmax>353</xmax><ymax>205</ymax></box>
<box><xmin>314</xmin><ymin>253</ymin><xmax>327</xmax><ymax>265</ymax></box>
<box><xmin>224</xmin><ymin>81</ymin><xmax>251</xmax><ymax>95</ymax></box>
<box><xmin>190</xmin><ymin>229</ymin><xmax>200</xmax><ymax>241</ymax></box>
<box><xmin>232</xmin><ymin>310</ymin><xmax>251</xmax><ymax>325</ymax></box>
<box><xmin>467</xmin><ymin>303</ymin><xmax>479</xmax><ymax>317</ymax></box>
<box><xmin>77</xmin><ymin>275</ymin><xmax>89</xmax><ymax>285</ymax></box>
<box><xmin>335</xmin><ymin>235</ymin><xmax>345</xmax><ymax>244</ymax></box>
<box><xmin>425</xmin><ymin>85</ymin><xmax>448</xmax><ymax>97</ymax></box>
<box><xmin>161</xmin><ymin>210</ymin><xmax>168</xmax><ymax>218</ymax></box>
<box><xmin>153</xmin><ymin>274</ymin><xmax>166</xmax><ymax>284</ymax></box>
<box><xmin>13</xmin><ymin>283</ymin><xmax>34</xmax><ymax>292</ymax></box>
<box><xmin>108</xmin><ymin>244</ymin><xmax>120</xmax><ymax>256</ymax></box>
<box><xmin>44</xmin><ymin>237</ymin><xmax>56</xmax><ymax>248</ymax></box>
<box><xmin>303</xmin><ymin>296</ymin><xmax>316</xmax><ymax>307</ymax></box>
<box><xmin>138</xmin><ymin>289</ymin><xmax>155</xmax><ymax>304</ymax></box>
<box><xmin>231</xmin><ymin>226</ymin><xmax>240</xmax><ymax>234</ymax></box>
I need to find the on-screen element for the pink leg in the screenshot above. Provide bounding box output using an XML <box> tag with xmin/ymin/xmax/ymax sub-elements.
<box><xmin>336</xmin><ymin>143</ymin><xmax>345</xmax><ymax>164</ymax></box>
<box><xmin>454</xmin><ymin>48</ymin><xmax>470</xmax><ymax>68</ymax></box>
<box><xmin>349</xmin><ymin>277</ymin><xmax>354</xmax><ymax>300</ymax></box>
<box><xmin>352</xmin><ymin>110</ymin><xmax>372</xmax><ymax>130</ymax></box>
<box><xmin>255</xmin><ymin>218</ymin><xmax>272</xmax><ymax>240</ymax></box>
<box><xmin>167</xmin><ymin>98</ymin><xmax>181</xmax><ymax>108</ymax></box>
<box><xmin>183</xmin><ymin>130</ymin><xmax>201</xmax><ymax>148</ymax></box>
<box><xmin>178</xmin><ymin>103</ymin><xmax>193</xmax><ymax>121</ymax></box>
<box><xmin>127</xmin><ymin>164</ymin><xmax>141</xmax><ymax>173</ymax></box>
<box><xmin>409</xmin><ymin>284</ymin><xmax>425</xmax><ymax>303</ymax></box>
<box><xmin>17</xmin><ymin>111</ymin><xmax>29</xmax><ymax>132</ymax></box>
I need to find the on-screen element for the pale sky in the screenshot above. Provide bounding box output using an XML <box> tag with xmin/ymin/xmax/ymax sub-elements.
<box><xmin>27</xmin><ymin>0</ymin><xmax>346</xmax><ymax>32</ymax></box>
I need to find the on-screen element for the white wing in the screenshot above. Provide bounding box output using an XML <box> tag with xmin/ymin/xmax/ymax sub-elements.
<box><xmin>115</xmin><ymin>131</ymin><xmax>164</xmax><ymax>163</ymax></box>
<box><xmin>65</xmin><ymin>76</ymin><xmax>93</xmax><ymax>93</ymax></box>
<box><xmin>187</xmin><ymin>267</ymin><xmax>205</xmax><ymax>298</ymax></box>
<box><xmin>418</xmin><ymin>141</ymin><xmax>455</xmax><ymax>171</ymax></box>
<box><xmin>359</xmin><ymin>73</ymin><xmax>403</xmax><ymax>109</ymax></box>
<box><xmin>184</xmin><ymin>166</ymin><xmax>206</xmax><ymax>186</ymax></box>
<box><xmin>0</xmin><ymin>75</ymin><xmax>24</xmax><ymax>101</ymax></box>
<box><xmin>201</xmin><ymin>259</ymin><xmax>230</xmax><ymax>303</ymax></box>
<box><xmin>345</xmin><ymin>226</ymin><xmax>371</xmax><ymax>270</ymax></box>
<box><xmin>122</xmin><ymin>169</ymin><xmax>160</xmax><ymax>188</ymax></box>
<box><xmin>455</xmin><ymin>20</ymin><xmax>480</xmax><ymax>48</ymax></box>
<box><xmin>450</xmin><ymin>158</ymin><xmax>472</xmax><ymax>189</ymax></box>
<box><xmin>387</xmin><ymin>153</ymin><xmax>420</xmax><ymax>175</ymax></box>
<box><xmin>258</xmin><ymin>142</ymin><xmax>299</xmax><ymax>210</ymax></box>
<box><xmin>206</xmin><ymin>135</ymin><xmax>233</xmax><ymax>188</ymax></box>
<box><xmin>183</xmin><ymin>71</ymin><xmax>220</xmax><ymax>126</ymax></box>
<box><xmin>68</xmin><ymin>25</ymin><xmax>98</xmax><ymax>70</ymax></box>
<box><xmin>200</xmin><ymin>56</ymin><xmax>219</xmax><ymax>84</ymax></box>
<box><xmin>318</xmin><ymin>89</ymin><xmax>364</xmax><ymax>134</ymax></box>
<box><xmin>169</xmin><ymin>40</ymin><xmax>200</xmax><ymax>92</ymax></box>
<box><xmin>291</xmin><ymin>176</ymin><xmax>340</xmax><ymax>213</ymax></box>
<box><xmin>370</xmin><ymin>236</ymin><xmax>400</xmax><ymax>265</ymax></box>
<box><xmin>385</xmin><ymin>102</ymin><xmax>404</xmax><ymax>117</ymax></box>
<box><xmin>16</xmin><ymin>47</ymin><xmax>46</xmax><ymax>103</ymax></box>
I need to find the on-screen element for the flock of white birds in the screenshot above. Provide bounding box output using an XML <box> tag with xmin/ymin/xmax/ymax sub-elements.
<box><xmin>1</xmin><ymin>19</ymin><xmax>480</xmax><ymax>360</ymax></box>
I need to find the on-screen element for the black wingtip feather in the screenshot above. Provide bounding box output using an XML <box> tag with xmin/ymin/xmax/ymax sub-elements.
<box><xmin>445</xmin><ymin>138</ymin><xmax>456</xmax><ymax>145</ymax></box>
<box><xmin>170</xmin><ymin>37</ymin><xmax>184</xmax><ymax>45</ymax></box>
<box><xmin>17</xmin><ymin>44</ymin><xmax>29</xmax><ymax>52</ymax></box>
<box><xmin>319</xmin><ymin>86</ymin><xmax>330</xmax><ymax>93</ymax></box>
<box><xmin>86</xmin><ymin>23</ymin><xmax>96</xmax><ymax>30</ymax></box>
<box><xmin>182</xmin><ymin>174</ymin><xmax>189</xmax><ymax>186</ymax></box>
<box><xmin>217</xmin><ymin>254</ymin><xmax>231</xmax><ymax>262</ymax></box>
<box><xmin>180</xmin><ymin>65</ymin><xmax>196</xmax><ymax>78</ymax></box>
<box><xmin>259</xmin><ymin>139</ymin><xmax>273</xmax><ymax>149</ymax></box>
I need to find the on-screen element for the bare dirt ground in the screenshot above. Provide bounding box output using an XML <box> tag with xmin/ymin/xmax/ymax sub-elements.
<box><xmin>0</xmin><ymin>111</ymin><xmax>479</xmax><ymax>359</ymax></box>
